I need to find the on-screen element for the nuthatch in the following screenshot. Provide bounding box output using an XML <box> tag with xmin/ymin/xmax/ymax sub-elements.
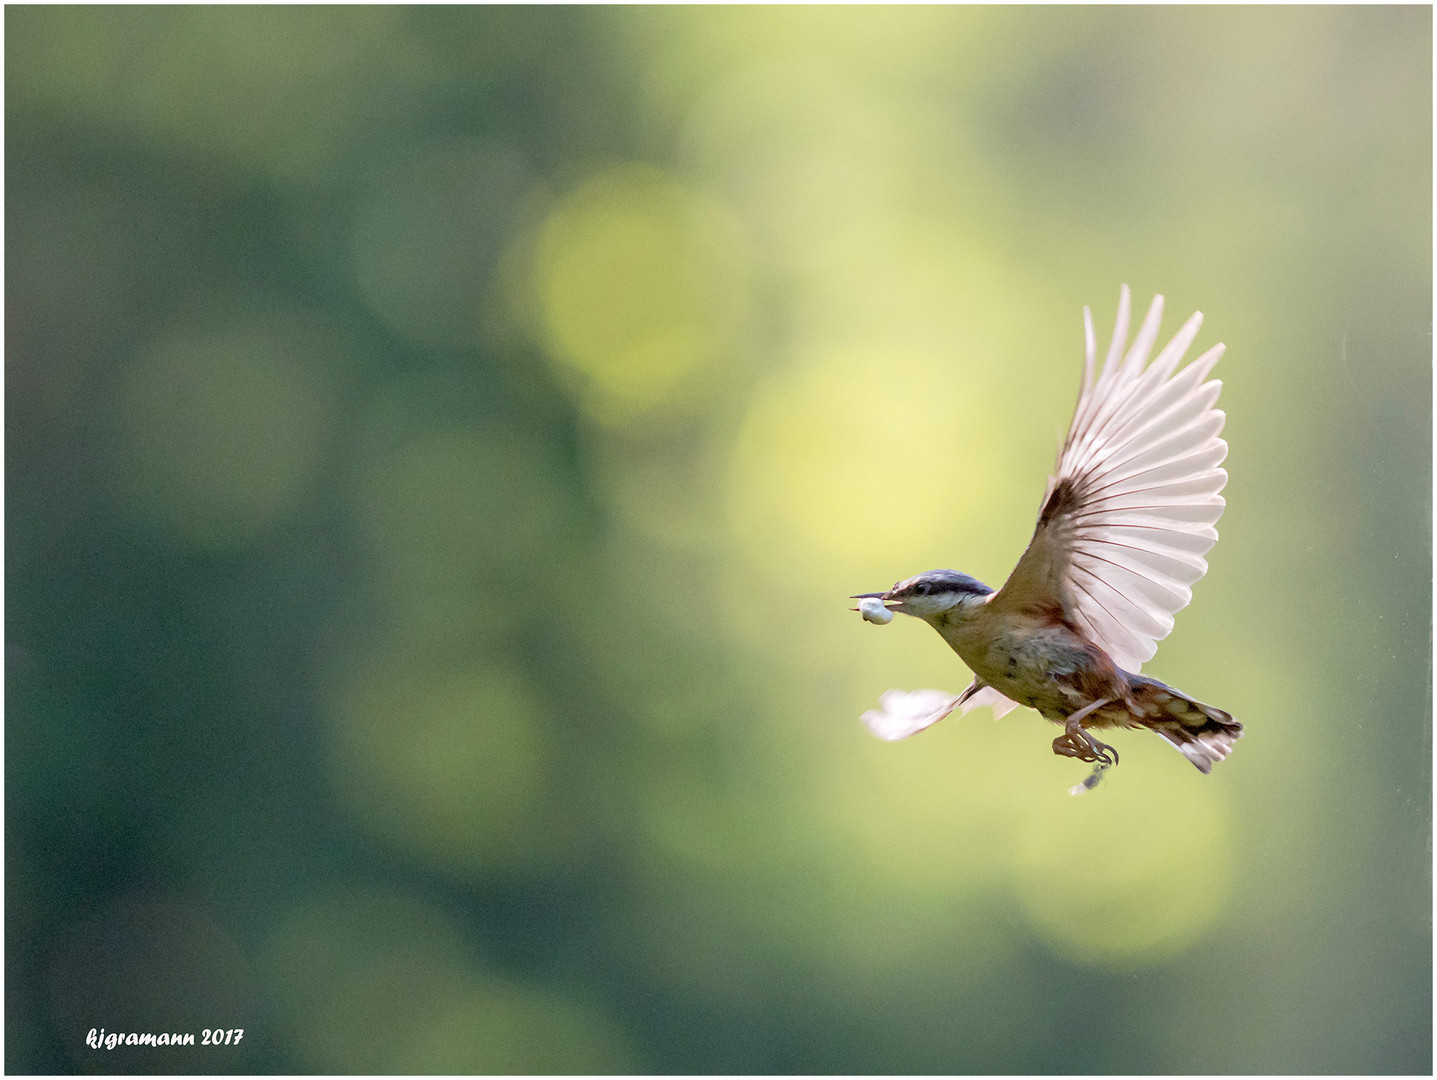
<box><xmin>853</xmin><ymin>286</ymin><xmax>1241</xmax><ymax>784</ymax></box>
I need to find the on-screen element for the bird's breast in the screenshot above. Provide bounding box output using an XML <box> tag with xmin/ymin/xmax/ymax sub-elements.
<box><xmin>934</xmin><ymin>608</ymin><xmax>1102</xmax><ymax>714</ymax></box>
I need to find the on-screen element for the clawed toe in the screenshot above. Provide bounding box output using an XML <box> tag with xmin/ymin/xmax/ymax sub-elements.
<box><xmin>1080</xmin><ymin>732</ymin><xmax>1119</xmax><ymax>767</ymax></box>
<box><xmin>1054</xmin><ymin>729</ymin><xmax>1119</xmax><ymax>768</ymax></box>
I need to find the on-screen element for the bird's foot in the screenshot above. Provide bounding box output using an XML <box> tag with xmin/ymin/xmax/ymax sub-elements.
<box><xmin>1051</xmin><ymin>729</ymin><xmax>1120</xmax><ymax>767</ymax></box>
<box><xmin>1080</xmin><ymin>730</ymin><xmax>1120</xmax><ymax>767</ymax></box>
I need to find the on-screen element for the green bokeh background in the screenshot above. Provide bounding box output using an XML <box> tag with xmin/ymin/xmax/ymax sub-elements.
<box><xmin>7</xmin><ymin>6</ymin><xmax>1430</xmax><ymax>1074</ymax></box>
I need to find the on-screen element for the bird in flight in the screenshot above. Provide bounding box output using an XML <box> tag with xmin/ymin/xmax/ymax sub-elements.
<box><xmin>853</xmin><ymin>286</ymin><xmax>1240</xmax><ymax>787</ymax></box>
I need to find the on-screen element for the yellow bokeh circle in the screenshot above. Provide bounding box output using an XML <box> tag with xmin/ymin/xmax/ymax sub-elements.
<box><xmin>323</xmin><ymin>663</ymin><xmax>555</xmax><ymax>875</ymax></box>
<box><xmin>726</xmin><ymin>343</ymin><xmax>1005</xmax><ymax>587</ymax></box>
<box><xmin>1011</xmin><ymin>756</ymin><xmax>1235</xmax><ymax>969</ymax></box>
<box><xmin>534</xmin><ymin>164</ymin><xmax>748</xmax><ymax>424</ymax></box>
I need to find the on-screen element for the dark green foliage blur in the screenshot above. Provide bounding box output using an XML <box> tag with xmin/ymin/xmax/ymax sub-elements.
<box><xmin>7</xmin><ymin>6</ymin><xmax>1431</xmax><ymax>1074</ymax></box>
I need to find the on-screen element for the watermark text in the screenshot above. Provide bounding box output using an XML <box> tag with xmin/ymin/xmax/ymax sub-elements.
<box><xmin>86</xmin><ymin>1028</ymin><xmax>244</xmax><ymax>1049</ymax></box>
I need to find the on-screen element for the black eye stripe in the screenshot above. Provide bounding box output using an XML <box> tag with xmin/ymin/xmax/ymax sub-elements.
<box><xmin>896</xmin><ymin>571</ymin><xmax>995</xmax><ymax>599</ymax></box>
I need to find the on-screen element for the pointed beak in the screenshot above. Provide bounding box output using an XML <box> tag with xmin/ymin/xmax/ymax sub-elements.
<box><xmin>850</xmin><ymin>590</ymin><xmax>902</xmax><ymax>612</ymax></box>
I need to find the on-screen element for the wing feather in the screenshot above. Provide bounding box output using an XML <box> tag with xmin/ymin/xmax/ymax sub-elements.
<box><xmin>860</xmin><ymin>683</ymin><xmax>1019</xmax><ymax>741</ymax></box>
<box><xmin>991</xmin><ymin>286</ymin><xmax>1229</xmax><ymax>671</ymax></box>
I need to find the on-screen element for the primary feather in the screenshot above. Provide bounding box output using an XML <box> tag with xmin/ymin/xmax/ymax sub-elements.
<box><xmin>990</xmin><ymin>285</ymin><xmax>1228</xmax><ymax>672</ymax></box>
<box><xmin>860</xmin><ymin>682</ymin><xmax>1018</xmax><ymax>741</ymax></box>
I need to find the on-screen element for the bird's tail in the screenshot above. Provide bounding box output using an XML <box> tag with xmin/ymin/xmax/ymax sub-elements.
<box><xmin>1125</xmin><ymin>675</ymin><xmax>1243</xmax><ymax>774</ymax></box>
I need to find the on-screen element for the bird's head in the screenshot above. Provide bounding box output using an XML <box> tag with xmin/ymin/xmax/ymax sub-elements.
<box><xmin>853</xmin><ymin>569</ymin><xmax>994</xmax><ymax>622</ymax></box>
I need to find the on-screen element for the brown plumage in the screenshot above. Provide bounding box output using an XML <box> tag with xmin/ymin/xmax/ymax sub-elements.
<box><xmin>856</xmin><ymin>287</ymin><xmax>1243</xmax><ymax>782</ymax></box>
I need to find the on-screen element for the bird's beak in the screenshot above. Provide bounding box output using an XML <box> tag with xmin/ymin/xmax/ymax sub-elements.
<box><xmin>851</xmin><ymin>590</ymin><xmax>902</xmax><ymax>610</ymax></box>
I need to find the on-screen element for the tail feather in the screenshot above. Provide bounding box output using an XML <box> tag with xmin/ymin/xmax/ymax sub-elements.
<box><xmin>1126</xmin><ymin>676</ymin><xmax>1242</xmax><ymax>773</ymax></box>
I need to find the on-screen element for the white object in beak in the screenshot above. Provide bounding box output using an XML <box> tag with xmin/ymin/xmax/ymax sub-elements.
<box><xmin>857</xmin><ymin>597</ymin><xmax>893</xmax><ymax>624</ymax></box>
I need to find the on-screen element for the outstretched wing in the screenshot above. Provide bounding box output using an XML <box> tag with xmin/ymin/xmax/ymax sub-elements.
<box><xmin>989</xmin><ymin>286</ymin><xmax>1228</xmax><ymax>672</ymax></box>
<box><xmin>861</xmin><ymin>682</ymin><xmax>1019</xmax><ymax>741</ymax></box>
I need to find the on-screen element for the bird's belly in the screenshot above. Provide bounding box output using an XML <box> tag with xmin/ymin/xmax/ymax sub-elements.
<box><xmin>960</xmin><ymin>626</ymin><xmax>1096</xmax><ymax>718</ymax></box>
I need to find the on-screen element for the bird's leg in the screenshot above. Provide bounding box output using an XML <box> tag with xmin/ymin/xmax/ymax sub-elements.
<box><xmin>1058</xmin><ymin>698</ymin><xmax>1120</xmax><ymax>767</ymax></box>
<box><xmin>952</xmin><ymin>678</ymin><xmax>988</xmax><ymax>710</ymax></box>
